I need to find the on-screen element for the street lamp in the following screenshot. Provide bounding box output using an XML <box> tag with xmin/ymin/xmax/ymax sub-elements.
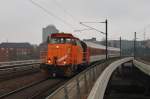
<box><xmin>80</xmin><ymin>19</ymin><xmax>108</xmax><ymax>60</ymax></box>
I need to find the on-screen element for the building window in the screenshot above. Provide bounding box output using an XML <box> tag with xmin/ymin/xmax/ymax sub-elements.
<box><xmin>10</xmin><ymin>48</ymin><xmax>13</xmax><ymax>50</ymax></box>
<box><xmin>6</xmin><ymin>50</ymin><xmax>9</xmax><ymax>54</ymax></box>
<box><xmin>1</xmin><ymin>48</ymin><xmax>5</xmax><ymax>50</ymax></box>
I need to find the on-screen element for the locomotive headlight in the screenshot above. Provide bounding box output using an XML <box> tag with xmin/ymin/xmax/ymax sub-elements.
<box><xmin>56</xmin><ymin>45</ymin><xmax>59</xmax><ymax>48</ymax></box>
<box><xmin>63</xmin><ymin>61</ymin><xmax>66</xmax><ymax>64</ymax></box>
<box><xmin>48</xmin><ymin>60</ymin><xmax>51</xmax><ymax>63</ymax></box>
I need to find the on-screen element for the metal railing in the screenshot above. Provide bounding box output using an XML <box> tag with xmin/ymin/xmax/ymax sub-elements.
<box><xmin>46</xmin><ymin>59</ymin><xmax>117</xmax><ymax>99</ymax></box>
<box><xmin>133</xmin><ymin>59</ymin><xmax>150</xmax><ymax>76</ymax></box>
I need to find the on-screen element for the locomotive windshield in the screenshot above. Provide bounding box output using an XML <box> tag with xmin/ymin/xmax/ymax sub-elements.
<box><xmin>47</xmin><ymin>37</ymin><xmax>75</xmax><ymax>44</ymax></box>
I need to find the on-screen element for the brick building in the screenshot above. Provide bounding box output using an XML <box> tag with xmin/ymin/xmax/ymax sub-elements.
<box><xmin>0</xmin><ymin>42</ymin><xmax>33</xmax><ymax>62</ymax></box>
<box><xmin>39</xmin><ymin>42</ymin><xmax>48</xmax><ymax>60</ymax></box>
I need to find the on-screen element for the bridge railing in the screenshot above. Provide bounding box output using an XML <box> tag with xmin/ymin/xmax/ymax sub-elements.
<box><xmin>133</xmin><ymin>59</ymin><xmax>150</xmax><ymax>76</ymax></box>
<box><xmin>46</xmin><ymin>59</ymin><xmax>116</xmax><ymax>99</ymax></box>
<box><xmin>87</xmin><ymin>57</ymin><xmax>133</xmax><ymax>99</ymax></box>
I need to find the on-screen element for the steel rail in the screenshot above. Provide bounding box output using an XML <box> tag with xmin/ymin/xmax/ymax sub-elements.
<box><xmin>0</xmin><ymin>77</ymin><xmax>67</xmax><ymax>99</ymax></box>
<box><xmin>0</xmin><ymin>78</ymin><xmax>48</xmax><ymax>98</ymax></box>
<box><xmin>0</xmin><ymin>67</ymin><xmax>40</xmax><ymax>82</ymax></box>
<box><xmin>0</xmin><ymin>60</ymin><xmax>42</xmax><ymax>69</ymax></box>
<box><xmin>0</xmin><ymin>59</ymin><xmax>41</xmax><ymax>65</ymax></box>
<box><xmin>0</xmin><ymin>63</ymin><xmax>40</xmax><ymax>69</ymax></box>
<box><xmin>30</xmin><ymin>79</ymin><xmax>67</xmax><ymax>99</ymax></box>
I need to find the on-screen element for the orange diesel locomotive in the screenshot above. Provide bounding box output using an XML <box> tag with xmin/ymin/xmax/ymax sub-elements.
<box><xmin>40</xmin><ymin>33</ymin><xmax>120</xmax><ymax>77</ymax></box>
<box><xmin>40</xmin><ymin>33</ymin><xmax>89</xmax><ymax>77</ymax></box>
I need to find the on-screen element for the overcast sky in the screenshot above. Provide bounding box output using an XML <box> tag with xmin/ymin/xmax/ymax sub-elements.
<box><xmin>0</xmin><ymin>0</ymin><xmax>150</xmax><ymax>44</ymax></box>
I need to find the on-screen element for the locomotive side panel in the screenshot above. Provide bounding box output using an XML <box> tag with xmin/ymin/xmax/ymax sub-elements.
<box><xmin>71</xmin><ymin>45</ymin><xmax>83</xmax><ymax>65</ymax></box>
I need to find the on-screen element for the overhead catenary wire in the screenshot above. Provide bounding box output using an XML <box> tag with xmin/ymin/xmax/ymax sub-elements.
<box><xmin>137</xmin><ymin>24</ymin><xmax>150</xmax><ymax>40</ymax></box>
<box><xmin>29</xmin><ymin>0</ymin><xmax>75</xmax><ymax>30</ymax></box>
<box><xmin>80</xmin><ymin>22</ymin><xmax>106</xmax><ymax>35</ymax></box>
<box><xmin>51</xmin><ymin>0</ymin><xmax>80</xmax><ymax>23</ymax></box>
<box><xmin>46</xmin><ymin>0</ymin><xmax>104</xmax><ymax>32</ymax></box>
<box><xmin>51</xmin><ymin>0</ymin><xmax>87</xmax><ymax>30</ymax></box>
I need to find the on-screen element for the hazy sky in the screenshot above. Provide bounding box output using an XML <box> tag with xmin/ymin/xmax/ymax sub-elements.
<box><xmin>0</xmin><ymin>0</ymin><xmax>150</xmax><ymax>44</ymax></box>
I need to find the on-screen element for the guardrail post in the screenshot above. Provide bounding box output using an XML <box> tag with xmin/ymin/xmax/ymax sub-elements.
<box><xmin>76</xmin><ymin>77</ymin><xmax>81</xmax><ymax>99</ymax></box>
<box><xmin>89</xmin><ymin>69</ymin><xmax>92</xmax><ymax>88</ymax></box>
<box><xmin>93</xmin><ymin>68</ymin><xmax>95</xmax><ymax>81</ymax></box>
<box><xmin>95</xmin><ymin>66</ymin><xmax>98</xmax><ymax>78</ymax></box>
<box><xmin>64</xmin><ymin>85</ymin><xmax>69</xmax><ymax>99</ymax></box>
<box><xmin>84</xmin><ymin>73</ymin><xmax>88</xmax><ymax>94</ymax></box>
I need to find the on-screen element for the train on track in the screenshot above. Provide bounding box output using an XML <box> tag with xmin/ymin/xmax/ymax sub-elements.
<box><xmin>40</xmin><ymin>33</ymin><xmax>120</xmax><ymax>77</ymax></box>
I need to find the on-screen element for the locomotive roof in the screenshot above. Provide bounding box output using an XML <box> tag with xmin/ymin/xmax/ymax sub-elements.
<box><xmin>50</xmin><ymin>33</ymin><xmax>79</xmax><ymax>40</ymax></box>
<box><xmin>84</xmin><ymin>41</ymin><xmax>120</xmax><ymax>51</ymax></box>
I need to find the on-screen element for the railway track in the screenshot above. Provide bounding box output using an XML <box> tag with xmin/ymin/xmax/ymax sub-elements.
<box><xmin>0</xmin><ymin>64</ymin><xmax>40</xmax><ymax>82</ymax></box>
<box><xmin>0</xmin><ymin>78</ymin><xmax>66</xmax><ymax>99</ymax></box>
<box><xmin>0</xmin><ymin>59</ymin><xmax>41</xmax><ymax>81</ymax></box>
<box><xmin>0</xmin><ymin>58</ymin><xmax>120</xmax><ymax>99</ymax></box>
<box><xmin>0</xmin><ymin>60</ymin><xmax>41</xmax><ymax>69</ymax></box>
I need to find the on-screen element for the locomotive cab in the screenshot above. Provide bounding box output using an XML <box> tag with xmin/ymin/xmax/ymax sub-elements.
<box><xmin>46</xmin><ymin>35</ymin><xmax>74</xmax><ymax>65</ymax></box>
